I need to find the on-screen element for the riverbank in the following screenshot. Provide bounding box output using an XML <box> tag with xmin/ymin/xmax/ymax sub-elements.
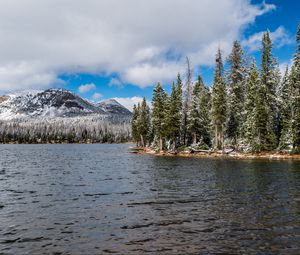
<box><xmin>130</xmin><ymin>147</ymin><xmax>300</xmax><ymax>161</ymax></box>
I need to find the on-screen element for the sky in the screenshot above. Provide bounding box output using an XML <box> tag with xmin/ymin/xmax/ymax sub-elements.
<box><xmin>0</xmin><ymin>0</ymin><xmax>299</xmax><ymax>110</ymax></box>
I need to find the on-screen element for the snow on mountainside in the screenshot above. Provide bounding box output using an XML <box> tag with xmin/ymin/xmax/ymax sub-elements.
<box><xmin>97</xmin><ymin>99</ymin><xmax>132</xmax><ymax>116</ymax></box>
<box><xmin>0</xmin><ymin>89</ymin><xmax>131</xmax><ymax>120</ymax></box>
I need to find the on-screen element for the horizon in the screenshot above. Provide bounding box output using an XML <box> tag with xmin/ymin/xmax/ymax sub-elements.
<box><xmin>0</xmin><ymin>0</ymin><xmax>299</xmax><ymax>110</ymax></box>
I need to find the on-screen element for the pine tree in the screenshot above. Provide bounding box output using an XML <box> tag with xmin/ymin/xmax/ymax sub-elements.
<box><xmin>278</xmin><ymin>66</ymin><xmax>293</xmax><ymax>150</ymax></box>
<box><xmin>187</xmin><ymin>75</ymin><xmax>211</xmax><ymax>147</ymax></box>
<box><xmin>187</xmin><ymin>77</ymin><xmax>202</xmax><ymax>144</ymax></box>
<box><xmin>131</xmin><ymin>104</ymin><xmax>140</xmax><ymax>145</ymax></box>
<box><xmin>165</xmin><ymin>81</ymin><xmax>182</xmax><ymax>151</ymax></box>
<box><xmin>198</xmin><ymin>76</ymin><xmax>211</xmax><ymax>147</ymax></box>
<box><xmin>291</xmin><ymin>22</ymin><xmax>300</xmax><ymax>152</ymax></box>
<box><xmin>259</xmin><ymin>31</ymin><xmax>279</xmax><ymax>150</ymax></box>
<box><xmin>252</xmin><ymin>82</ymin><xmax>269</xmax><ymax>151</ymax></box>
<box><xmin>137</xmin><ymin>97</ymin><xmax>151</xmax><ymax>147</ymax></box>
<box><xmin>175</xmin><ymin>73</ymin><xmax>183</xmax><ymax>144</ymax></box>
<box><xmin>226</xmin><ymin>41</ymin><xmax>245</xmax><ymax>144</ymax></box>
<box><xmin>244</xmin><ymin>60</ymin><xmax>259</xmax><ymax>149</ymax></box>
<box><xmin>211</xmin><ymin>48</ymin><xmax>226</xmax><ymax>150</ymax></box>
<box><xmin>152</xmin><ymin>82</ymin><xmax>167</xmax><ymax>151</ymax></box>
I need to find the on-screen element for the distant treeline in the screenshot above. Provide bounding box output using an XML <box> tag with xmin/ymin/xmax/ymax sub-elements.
<box><xmin>0</xmin><ymin>116</ymin><xmax>131</xmax><ymax>144</ymax></box>
<box><xmin>132</xmin><ymin>23</ymin><xmax>300</xmax><ymax>153</ymax></box>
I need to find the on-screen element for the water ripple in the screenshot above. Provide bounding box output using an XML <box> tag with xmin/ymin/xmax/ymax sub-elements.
<box><xmin>0</xmin><ymin>144</ymin><xmax>299</xmax><ymax>254</ymax></box>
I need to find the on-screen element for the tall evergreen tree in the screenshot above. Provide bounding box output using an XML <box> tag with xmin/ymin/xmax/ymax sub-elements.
<box><xmin>259</xmin><ymin>31</ymin><xmax>279</xmax><ymax>150</ymax></box>
<box><xmin>152</xmin><ymin>82</ymin><xmax>167</xmax><ymax>151</ymax></box>
<box><xmin>165</xmin><ymin>81</ymin><xmax>182</xmax><ymax>150</ymax></box>
<box><xmin>211</xmin><ymin>48</ymin><xmax>226</xmax><ymax>150</ymax></box>
<box><xmin>175</xmin><ymin>73</ymin><xmax>184</xmax><ymax>144</ymax></box>
<box><xmin>291</xmin><ymin>22</ymin><xmax>300</xmax><ymax>152</ymax></box>
<box><xmin>198</xmin><ymin>77</ymin><xmax>211</xmax><ymax>147</ymax></box>
<box><xmin>252</xmin><ymin>81</ymin><xmax>269</xmax><ymax>151</ymax></box>
<box><xmin>187</xmin><ymin>77</ymin><xmax>202</xmax><ymax>144</ymax></box>
<box><xmin>277</xmin><ymin>66</ymin><xmax>293</xmax><ymax>150</ymax></box>
<box><xmin>131</xmin><ymin>104</ymin><xmax>139</xmax><ymax>145</ymax></box>
<box><xmin>137</xmin><ymin>97</ymin><xmax>151</xmax><ymax>147</ymax></box>
<box><xmin>226</xmin><ymin>41</ymin><xmax>245</xmax><ymax>144</ymax></box>
<box><xmin>187</xmin><ymin>75</ymin><xmax>211</xmax><ymax>147</ymax></box>
<box><xmin>244</xmin><ymin>60</ymin><xmax>260</xmax><ymax>149</ymax></box>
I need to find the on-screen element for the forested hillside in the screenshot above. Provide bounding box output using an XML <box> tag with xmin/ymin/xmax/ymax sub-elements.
<box><xmin>0</xmin><ymin>89</ymin><xmax>131</xmax><ymax>143</ymax></box>
<box><xmin>132</xmin><ymin>23</ymin><xmax>300</xmax><ymax>153</ymax></box>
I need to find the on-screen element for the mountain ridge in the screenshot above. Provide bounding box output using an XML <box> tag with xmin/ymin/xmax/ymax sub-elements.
<box><xmin>0</xmin><ymin>88</ymin><xmax>131</xmax><ymax>120</ymax></box>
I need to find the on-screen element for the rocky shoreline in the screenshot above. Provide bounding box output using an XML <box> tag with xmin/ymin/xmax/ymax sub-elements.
<box><xmin>130</xmin><ymin>147</ymin><xmax>300</xmax><ymax>161</ymax></box>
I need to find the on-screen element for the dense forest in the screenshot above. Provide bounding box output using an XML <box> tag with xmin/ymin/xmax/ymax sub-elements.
<box><xmin>131</xmin><ymin>23</ymin><xmax>300</xmax><ymax>153</ymax></box>
<box><xmin>0</xmin><ymin>116</ymin><xmax>131</xmax><ymax>144</ymax></box>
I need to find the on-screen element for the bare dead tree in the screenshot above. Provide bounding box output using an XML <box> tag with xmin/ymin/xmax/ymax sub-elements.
<box><xmin>182</xmin><ymin>56</ymin><xmax>193</xmax><ymax>145</ymax></box>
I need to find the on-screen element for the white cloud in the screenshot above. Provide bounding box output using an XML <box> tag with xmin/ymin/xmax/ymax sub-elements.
<box><xmin>123</xmin><ymin>62</ymin><xmax>185</xmax><ymax>88</ymax></box>
<box><xmin>0</xmin><ymin>0</ymin><xmax>276</xmax><ymax>92</ymax></box>
<box><xmin>91</xmin><ymin>92</ymin><xmax>102</xmax><ymax>100</ymax></box>
<box><xmin>0</xmin><ymin>62</ymin><xmax>64</xmax><ymax>94</ymax></box>
<box><xmin>78</xmin><ymin>83</ymin><xmax>96</xmax><ymax>93</ymax></box>
<box><xmin>242</xmin><ymin>26</ymin><xmax>292</xmax><ymax>52</ymax></box>
<box><xmin>112</xmin><ymin>96</ymin><xmax>146</xmax><ymax>111</ymax></box>
<box><xmin>108</xmin><ymin>78</ymin><xmax>122</xmax><ymax>87</ymax></box>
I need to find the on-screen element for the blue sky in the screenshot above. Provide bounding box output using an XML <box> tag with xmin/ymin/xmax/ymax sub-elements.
<box><xmin>0</xmin><ymin>0</ymin><xmax>299</xmax><ymax>110</ymax></box>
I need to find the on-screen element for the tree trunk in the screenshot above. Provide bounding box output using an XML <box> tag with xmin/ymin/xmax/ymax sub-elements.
<box><xmin>192</xmin><ymin>132</ymin><xmax>197</xmax><ymax>144</ymax></box>
<box><xmin>215</xmin><ymin>125</ymin><xmax>218</xmax><ymax>149</ymax></box>
<box><xmin>159</xmin><ymin>136</ymin><xmax>163</xmax><ymax>152</ymax></box>
<box><xmin>221</xmin><ymin>126</ymin><xmax>224</xmax><ymax>153</ymax></box>
<box><xmin>140</xmin><ymin>134</ymin><xmax>144</xmax><ymax>147</ymax></box>
<box><xmin>216</xmin><ymin>126</ymin><xmax>222</xmax><ymax>150</ymax></box>
<box><xmin>172</xmin><ymin>137</ymin><xmax>176</xmax><ymax>151</ymax></box>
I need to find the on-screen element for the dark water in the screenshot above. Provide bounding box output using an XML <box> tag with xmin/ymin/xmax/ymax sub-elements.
<box><xmin>0</xmin><ymin>144</ymin><xmax>300</xmax><ymax>255</ymax></box>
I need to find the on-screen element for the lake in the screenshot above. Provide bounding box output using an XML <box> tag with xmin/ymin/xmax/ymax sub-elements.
<box><xmin>0</xmin><ymin>144</ymin><xmax>300</xmax><ymax>254</ymax></box>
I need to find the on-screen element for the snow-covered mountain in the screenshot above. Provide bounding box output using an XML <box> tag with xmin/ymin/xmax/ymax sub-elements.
<box><xmin>0</xmin><ymin>89</ymin><xmax>131</xmax><ymax>120</ymax></box>
<box><xmin>97</xmin><ymin>99</ymin><xmax>132</xmax><ymax>116</ymax></box>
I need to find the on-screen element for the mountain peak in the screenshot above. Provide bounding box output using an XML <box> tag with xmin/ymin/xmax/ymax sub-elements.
<box><xmin>98</xmin><ymin>99</ymin><xmax>131</xmax><ymax>115</ymax></box>
<box><xmin>100</xmin><ymin>99</ymin><xmax>121</xmax><ymax>106</ymax></box>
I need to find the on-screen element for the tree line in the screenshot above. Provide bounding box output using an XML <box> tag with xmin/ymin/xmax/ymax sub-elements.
<box><xmin>131</xmin><ymin>23</ymin><xmax>300</xmax><ymax>153</ymax></box>
<box><xmin>0</xmin><ymin>116</ymin><xmax>131</xmax><ymax>144</ymax></box>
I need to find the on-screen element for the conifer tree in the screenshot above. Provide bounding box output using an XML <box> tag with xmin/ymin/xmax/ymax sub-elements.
<box><xmin>198</xmin><ymin>76</ymin><xmax>211</xmax><ymax>147</ymax></box>
<box><xmin>165</xmin><ymin>81</ymin><xmax>182</xmax><ymax>150</ymax></box>
<box><xmin>211</xmin><ymin>48</ymin><xmax>226</xmax><ymax>150</ymax></box>
<box><xmin>278</xmin><ymin>66</ymin><xmax>293</xmax><ymax>150</ymax></box>
<box><xmin>137</xmin><ymin>97</ymin><xmax>151</xmax><ymax>147</ymax></box>
<box><xmin>187</xmin><ymin>78</ymin><xmax>202</xmax><ymax>144</ymax></box>
<box><xmin>252</xmin><ymin>82</ymin><xmax>269</xmax><ymax>151</ymax></box>
<box><xmin>226</xmin><ymin>41</ymin><xmax>245</xmax><ymax>144</ymax></box>
<box><xmin>152</xmin><ymin>82</ymin><xmax>167</xmax><ymax>151</ymax></box>
<box><xmin>187</xmin><ymin>75</ymin><xmax>211</xmax><ymax>147</ymax></box>
<box><xmin>175</xmin><ymin>73</ymin><xmax>183</xmax><ymax>144</ymax></box>
<box><xmin>259</xmin><ymin>31</ymin><xmax>278</xmax><ymax>150</ymax></box>
<box><xmin>291</xmin><ymin>22</ymin><xmax>300</xmax><ymax>152</ymax></box>
<box><xmin>244</xmin><ymin>60</ymin><xmax>259</xmax><ymax>149</ymax></box>
<box><xmin>131</xmin><ymin>104</ymin><xmax>139</xmax><ymax>145</ymax></box>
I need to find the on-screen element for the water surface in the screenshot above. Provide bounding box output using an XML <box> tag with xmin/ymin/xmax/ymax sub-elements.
<box><xmin>0</xmin><ymin>144</ymin><xmax>300</xmax><ymax>254</ymax></box>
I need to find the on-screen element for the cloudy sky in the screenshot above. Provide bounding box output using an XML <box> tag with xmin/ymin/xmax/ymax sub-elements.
<box><xmin>0</xmin><ymin>0</ymin><xmax>298</xmax><ymax>110</ymax></box>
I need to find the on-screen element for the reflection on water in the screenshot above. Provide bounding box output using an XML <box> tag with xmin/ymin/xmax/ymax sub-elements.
<box><xmin>0</xmin><ymin>144</ymin><xmax>299</xmax><ymax>254</ymax></box>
